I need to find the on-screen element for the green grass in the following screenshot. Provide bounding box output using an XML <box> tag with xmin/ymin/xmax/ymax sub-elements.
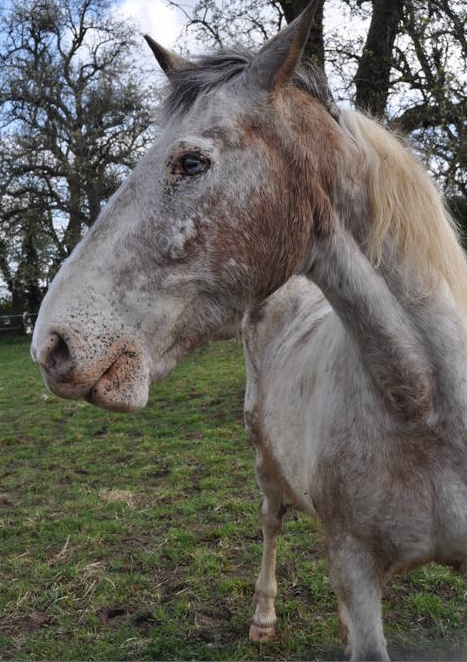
<box><xmin>1</xmin><ymin>335</ymin><xmax>467</xmax><ymax>660</ymax></box>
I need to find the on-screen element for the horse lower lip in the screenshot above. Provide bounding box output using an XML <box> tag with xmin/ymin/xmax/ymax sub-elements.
<box><xmin>41</xmin><ymin>368</ymin><xmax>93</xmax><ymax>400</ymax></box>
<box><xmin>85</xmin><ymin>353</ymin><xmax>149</xmax><ymax>412</ymax></box>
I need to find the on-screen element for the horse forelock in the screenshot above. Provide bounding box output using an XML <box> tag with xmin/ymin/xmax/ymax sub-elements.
<box><xmin>161</xmin><ymin>46</ymin><xmax>338</xmax><ymax>121</ymax></box>
<box><xmin>162</xmin><ymin>48</ymin><xmax>251</xmax><ymax>119</ymax></box>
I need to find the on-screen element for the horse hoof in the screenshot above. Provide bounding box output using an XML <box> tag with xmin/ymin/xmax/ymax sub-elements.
<box><xmin>249</xmin><ymin>623</ymin><xmax>276</xmax><ymax>641</ymax></box>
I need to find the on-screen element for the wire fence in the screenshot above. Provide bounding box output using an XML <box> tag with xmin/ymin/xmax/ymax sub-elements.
<box><xmin>0</xmin><ymin>312</ymin><xmax>38</xmax><ymax>335</ymax></box>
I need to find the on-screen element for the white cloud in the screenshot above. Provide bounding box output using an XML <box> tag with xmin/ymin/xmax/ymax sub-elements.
<box><xmin>115</xmin><ymin>0</ymin><xmax>185</xmax><ymax>49</ymax></box>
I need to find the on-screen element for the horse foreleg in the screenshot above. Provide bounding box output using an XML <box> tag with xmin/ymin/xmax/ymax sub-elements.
<box><xmin>249</xmin><ymin>462</ymin><xmax>286</xmax><ymax>642</ymax></box>
<box><xmin>329</xmin><ymin>535</ymin><xmax>390</xmax><ymax>661</ymax></box>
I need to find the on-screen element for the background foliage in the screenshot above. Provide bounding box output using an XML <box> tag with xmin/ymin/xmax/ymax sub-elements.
<box><xmin>0</xmin><ymin>0</ymin><xmax>156</xmax><ymax>313</ymax></box>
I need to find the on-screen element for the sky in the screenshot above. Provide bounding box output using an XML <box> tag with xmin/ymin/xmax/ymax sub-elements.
<box><xmin>115</xmin><ymin>0</ymin><xmax>191</xmax><ymax>50</ymax></box>
<box><xmin>113</xmin><ymin>0</ymin><xmax>370</xmax><ymax>70</ymax></box>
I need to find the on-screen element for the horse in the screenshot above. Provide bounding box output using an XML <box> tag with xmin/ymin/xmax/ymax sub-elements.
<box><xmin>31</xmin><ymin>1</ymin><xmax>467</xmax><ymax>659</ymax></box>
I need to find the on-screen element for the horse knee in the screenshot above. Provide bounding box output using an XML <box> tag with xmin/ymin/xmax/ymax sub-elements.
<box><xmin>259</xmin><ymin>495</ymin><xmax>286</xmax><ymax>534</ymax></box>
<box><xmin>255</xmin><ymin>454</ymin><xmax>286</xmax><ymax>529</ymax></box>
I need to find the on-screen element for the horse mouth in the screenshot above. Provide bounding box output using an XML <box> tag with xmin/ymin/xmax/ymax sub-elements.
<box><xmin>85</xmin><ymin>351</ymin><xmax>150</xmax><ymax>412</ymax></box>
<box><xmin>33</xmin><ymin>334</ymin><xmax>150</xmax><ymax>413</ymax></box>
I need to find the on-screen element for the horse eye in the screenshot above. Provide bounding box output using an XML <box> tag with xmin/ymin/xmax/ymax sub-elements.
<box><xmin>179</xmin><ymin>152</ymin><xmax>210</xmax><ymax>177</ymax></box>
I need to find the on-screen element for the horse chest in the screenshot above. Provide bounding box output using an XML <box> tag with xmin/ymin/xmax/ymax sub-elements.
<box><xmin>261</xmin><ymin>407</ymin><xmax>321</xmax><ymax>511</ymax></box>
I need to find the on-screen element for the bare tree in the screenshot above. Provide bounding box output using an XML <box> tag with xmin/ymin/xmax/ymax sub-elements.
<box><xmin>169</xmin><ymin>0</ymin><xmax>467</xmax><ymax>222</ymax></box>
<box><xmin>0</xmin><ymin>0</ymin><xmax>155</xmax><ymax>309</ymax></box>
<box><xmin>389</xmin><ymin>0</ymin><xmax>467</xmax><ymax>200</ymax></box>
<box><xmin>353</xmin><ymin>0</ymin><xmax>405</xmax><ymax>117</ymax></box>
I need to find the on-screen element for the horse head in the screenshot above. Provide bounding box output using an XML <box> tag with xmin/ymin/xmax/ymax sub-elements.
<box><xmin>31</xmin><ymin>0</ymin><xmax>344</xmax><ymax>412</ymax></box>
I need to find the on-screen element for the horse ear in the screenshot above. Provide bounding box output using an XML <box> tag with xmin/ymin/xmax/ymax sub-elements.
<box><xmin>244</xmin><ymin>0</ymin><xmax>320</xmax><ymax>92</ymax></box>
<box><xmin>144</xmin><ymin>35</ymin><xmax>191</xmax><ymax>79</ymax></box>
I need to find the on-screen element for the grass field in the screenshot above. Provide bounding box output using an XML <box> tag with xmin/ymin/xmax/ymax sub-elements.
<box><xmin>1</xmin><ymin>335</ymin><xmax>467</xmax><ymax>660</ymax></box>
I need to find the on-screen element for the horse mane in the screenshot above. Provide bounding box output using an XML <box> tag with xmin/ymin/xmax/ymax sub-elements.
<box><xmin>339</xmin><ymin>109</ymin><xmax>467</xmax><ymax>315</ymax></box>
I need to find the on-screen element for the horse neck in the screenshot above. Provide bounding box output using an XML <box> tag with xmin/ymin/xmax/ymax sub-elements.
<box><xmin>298</xmin><ymin>111</ymin><xmax>467</xmax><ymax>428</ymax></box>
<box><xmin>273</xmin><ymin>94</ymin><xmax>467</xmax><ymax>327</ymax></box>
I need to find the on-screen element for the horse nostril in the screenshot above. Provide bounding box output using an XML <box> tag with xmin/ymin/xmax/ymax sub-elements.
<box><xmin>39</xmin><ymin>332</ymin><xmax>72</xmax><ymax>371</ymax></box>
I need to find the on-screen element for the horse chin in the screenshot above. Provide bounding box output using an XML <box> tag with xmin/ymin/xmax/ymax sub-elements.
<box><xmin>88</xmin><ymin>344</ymin><xmax>186</xmax><ymax>412</ymax></box>
<box><xmin>85</xmin><ymin>352</ymin><xmax>150</xmax><ymax>413</ymax></box>
<box><xmin>86</xmin><ymin>379</ymin><xmax>148</xmax><ymax>412</ymax></box>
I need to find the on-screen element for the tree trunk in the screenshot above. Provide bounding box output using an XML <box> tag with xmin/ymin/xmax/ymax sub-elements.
<box><xmin>354</xmin><ymin>0</ymin><xmax>405</xmax><ymax>117</ymax></box>
<box><xmin>64</xmin><ymin>176</ymin><xmax>84</xmax><ymax>254</ymax></box>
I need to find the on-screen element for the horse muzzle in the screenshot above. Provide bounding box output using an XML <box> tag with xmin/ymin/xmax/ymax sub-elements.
<box><xmin>31</xmin><ymin>326</ymin><xmax>150</xmax><ymax>412</ymax></box>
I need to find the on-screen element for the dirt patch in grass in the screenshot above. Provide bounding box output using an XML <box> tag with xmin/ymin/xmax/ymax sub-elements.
<box><xmin>4</xmin><ymin>611</ymin><xmax>49</xmax><ymax>636</ymax></box>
